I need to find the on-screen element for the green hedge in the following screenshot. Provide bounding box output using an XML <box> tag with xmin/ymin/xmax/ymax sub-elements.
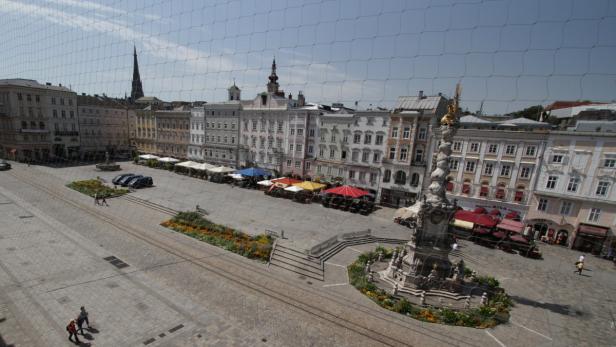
<box><xmin>67</xmin><ymin>179</ymin><xmax>128</xmax><ymax>198</ymax></box>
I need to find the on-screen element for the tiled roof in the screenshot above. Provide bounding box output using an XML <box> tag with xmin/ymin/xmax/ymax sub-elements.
<box><xmin>395</xmin><ymin>95</ymin><xmax>445</xmax><ymax>111</ymax></box>
<box><xmin>459</xmin><ymin>115</ymin><xmax>492</xmax><ymax>124</ymax></box>
<box><xmin>544</xmin><ymin>101</ymin><xmax>604</xmax><ymax>111</ymax></box>
<box><xmin>0</xmin><ymin>79</ymin><xmax>73</xmax><ymax>92</ymax></box>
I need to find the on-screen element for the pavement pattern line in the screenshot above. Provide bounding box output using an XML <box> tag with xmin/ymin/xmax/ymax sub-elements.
<box><xmin>323</xmin><ymin>283</ymin><xmax>349</xmax><ymax>288</ymax></box>
<box><xmin>485</xmin><ymin>330</ymin><xmax>507</xmax><ymax>347</ymax></box>
<box><xmin>509</xmin><ymin>319</ymin><xmax>553</xmax><ymax>341</ymax></box>
<box><xmin>348</xmin><ymin>247</ymin><xmax>363</xmax><ymax>253</ymax></box>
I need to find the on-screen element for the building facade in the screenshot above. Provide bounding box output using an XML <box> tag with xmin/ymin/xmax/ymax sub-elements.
<box><xmin>155</xmin><ymin>106</ymin><xmax>190</xmax><ymax>158</ymax></box>
<box><xmin>380</xmin><ymin>92</ymin><xmax>449</xmax><ymax>207</ymax></box>
<box><xmin>442</xmin><ymin>116</ymin><xmax>550</xmax><ymax>219</ymax></box>
<box><xmin>239</xmin><ymin>60</ymin><xmax>308</xmax><ymax>175</ymax></box>
<box><xmin>0</xmin><ymin>79</ymin><xmax>78</xmax><ymax>161</ymax></box>
<box><xmin>77</xmin><ymin>94</ymin><xmax>130</xmax><ymax>159</ymax></box>
<box><xmin>203</xmin><ymin>101</ymin><xmax>242</xmax><ymax>168</ymax></box>
<box><xmin>525</xmin><ymin>130</ymin><xmax>616</xmax><ymax>254</ymax></box>
<box><xmin>188</xmin><ymin>106</ymin><xmax>205</xmax><ymax>161</ymax></box>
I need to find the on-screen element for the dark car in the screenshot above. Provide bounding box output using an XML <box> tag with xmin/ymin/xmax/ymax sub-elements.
<box><xmin>128</xmin><ymin>176</ymin><xmax>153</xmax><ymax>189</ymax></box>
<box><xmin>0</xmin><ymin>160</ymin><xmax>11</xmax><ymax>171</ymax></box>
<box><xmin>112</xmin><ymin>173</ymin><xmax>134</xmax><ymax>185</ymax></box>
<box><xmin>122</xmin><ymin>175</ymin><xmax>143</xmax><ymax>187</ymax></box>
<box><xmin>118</xmin><ymin>174</ymin><xmax>139</xmax><ymax>186</ymax></box>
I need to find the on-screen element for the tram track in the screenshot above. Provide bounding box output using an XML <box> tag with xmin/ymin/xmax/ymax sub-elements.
<box><xmin>7</xmin><ymin>168</ymin><xmax>484</xmax><ymax>347</ymax></box>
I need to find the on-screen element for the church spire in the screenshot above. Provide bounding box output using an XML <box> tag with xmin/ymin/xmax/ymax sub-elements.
<box><xmin>131</xmin><ymin>45</ymin><xmax>144</xmax><ymax>102</ymax></box>
<box><xmin>266</xmin><ymin>58</ymin><xmax>280</xmax><ymax>94</ymax></box>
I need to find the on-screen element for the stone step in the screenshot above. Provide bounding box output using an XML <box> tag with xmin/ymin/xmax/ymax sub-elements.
<box><xmin>269</xmin><ymin>258</ymin><xmax>324</xmax><ymax>281</ymax></box>
<box><xmin>275</xmin><ymin>244</ymin><xmax>318</xmax><ymax>261</ymax></box>
<box><xmin>271</xmin><ymin>249</ymin><xmax>323</xmax><ymax>271</ymax></box>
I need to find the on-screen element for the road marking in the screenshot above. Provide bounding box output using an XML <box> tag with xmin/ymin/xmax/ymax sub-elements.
<box><xmin>348</xmin><ymin>247</ymin><xmax>362</xmax><ymax>253</ymax></box>
<box><xmin>322</xmin><ymin>283</ymin><xmax>348</xmax><ymax>288</ymax></box>
<box><xmin>485</xmin><ymin>330</ymin><xmax>507</xmax><ymax>347</ymax></box>
<box><xmin>325</xmin><ymin>262</ymin><xmax>346</xmax><ymax>268</ymax></box>
<box><xmin>510</xmin><ymin>319</ymin><xmax>553</xmax><ymax>341</ymax></box>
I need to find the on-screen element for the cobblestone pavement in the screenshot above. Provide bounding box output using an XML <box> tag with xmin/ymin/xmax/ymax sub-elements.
<box><xmin>0</xmin><ymin>162</ymin><xmax>614</xmax><ymax>346</ymax></box>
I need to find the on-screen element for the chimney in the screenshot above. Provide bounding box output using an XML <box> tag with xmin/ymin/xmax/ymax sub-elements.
<box><xmin>81</xmin><ymin>93</ymin><xmax>86</xmax><ymax>96</ymax></box>
<box><xmin>298</xmin><ymin>91</ymin><xmax>305</xmax><ymax>107</ymax></box>
<box><xmin>288</xmin><ymin>93</ymin><xmax>292</xmax><ymax>100</ymax></box>
<box><xmin>45</xmin><ymin>82</ymin><xmax>51</xmax><ymax>86</ymax></box>
<box><xmin>418</xmin><ymin>90</ymin><xmax>424</xmax><ymax>98</ymax></box>
<box><xmin>438</xmin><ymin>92</ymin><xmax>442</xmax><ymax>96</ymax></box>
<box><xmin>59</xmin><ymin>83</ymin><xmax>62</xmax><ymax>87</ymax></box>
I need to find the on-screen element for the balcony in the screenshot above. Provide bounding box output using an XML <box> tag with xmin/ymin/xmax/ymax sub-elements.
<box><xmin>54</xmin><ymin>130</ymin><xmax>79</xmax><ymax>136</ymax></box>
<box><xmin>21</xmin><ymin>128</ymin><xmax>49</xmax><ymax>133</ymax></box>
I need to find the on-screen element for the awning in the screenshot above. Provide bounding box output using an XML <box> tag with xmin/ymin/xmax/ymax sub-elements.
<box><xmin>323</xmin><ymin>185</ymin><xmax>369</xmax><ymax>198</ymax></box>
<box><xmin>236</xmin><ymin>167</ymin><xmax>270</xmax><ymax>177</ymax></box>
<box><xmin>207</xmin><ymin>166</ymin><xmax>235</xmax><ymax>173</ymax></box>
<box><xmin>139</xmin><ymin>154</ymin><xmax>160</xmax><ymax>160</ymax></box>
<box><xmin>192</xmin><ymin>162</ymin><xmax>217</xmax><ymax>171</ymax></box>
<box><xmin>452</xmin><ymin>219</ymin><xmax>474</xmax><ymax>230</ymax></box>
<box><xmin>492</xmin><ymin>231</ymin><xmax>506</xmax><ymax>239</ymax></box>
<box><xmin>489</xmin><ymin>208</ymin><xmax>501</xmax><ymax>216</ymax></box>
<box><xmin>257</xmin><ymin>180</ymin><xmax>273</xmax><ymax>186</ymax></box>
<box><xmin>496</xmin><ymin>219</ymin><xmax>525</xmax><ymax>233</ymax></box>
<box><xmin>577</xmin><ymin>224</ymin><xmax>609</xmax><ymax>237</ymax></box>
<box><xmin>227</xmin><ymin>173</ymin><xmax>244</xmax><ymax>180</ymax></box>
<box><xmin>510</xmin><ymin>234</ymin><xmax>530</xmax><ymax>244</ymax></box>
<box><xmin>158</xmin><ymin>157</ymin><xmax>180</xmax><ymax>163</ymax></box>
<box><xmin>176</xmin><ymin>161</ymin><xmax>199</xmax><ymax>168</ymax></box>
<box><xmin>271</xmin><ymin>177</ymin><xmax>302</xmax><ymax>187</ymax></box>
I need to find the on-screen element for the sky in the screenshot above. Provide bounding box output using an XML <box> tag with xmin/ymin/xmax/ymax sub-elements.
<box><xmin>1</xmin><ymin>0</ymin><xmax>616</xmax><ymax>114</ymax></box>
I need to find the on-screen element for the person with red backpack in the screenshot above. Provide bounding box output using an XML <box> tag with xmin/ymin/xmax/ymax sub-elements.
<box><xmin>66</xmin><ymin>319</ymin><xmax>81</xmax><ymax>344</ymax></box>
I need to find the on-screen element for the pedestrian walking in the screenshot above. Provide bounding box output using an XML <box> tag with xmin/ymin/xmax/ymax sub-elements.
<box><xmin>101</xmin><ymin>196</ymin><xmax>109</xmax><ymax>206</ymax></box>
<box><xmin>76</xmin><ymin>306</ymin><xmax>90</xmax><ymax>334</ymax></box>
<box><xmin>66</xmin><ymin>319</ymin><xmax>81</xmax><ymax>343</ymax></box>
<box><xmin>576</xmin><ymin>260</ymin><xmax>584</xmax><ymax>275</ymax></box>
<box><xmin>94</xmin><ymin>193</ymin><xmax>99</xmax><ymax>205</ymax></box>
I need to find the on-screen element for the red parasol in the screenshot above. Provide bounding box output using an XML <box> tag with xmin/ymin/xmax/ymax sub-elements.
<box><xmin>323</xmin><ymin>185</ymin><xmax>369</xmax><ymax>198</ymax></box>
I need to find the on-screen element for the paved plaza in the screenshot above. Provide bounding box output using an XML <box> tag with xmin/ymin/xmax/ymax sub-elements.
<box><xmin>0</xmin><ymin>162</ymin><xmax>614</xmax><ymax>346</ymax></box>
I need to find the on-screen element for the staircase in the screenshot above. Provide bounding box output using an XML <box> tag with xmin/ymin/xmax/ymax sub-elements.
<box><xmin>122</xmin><ymin>195</ymin><xmax>179</xmax><ymax>216</ymax></box>
<box><xmin>268</xmin><ymin>231</ymin><xmax>409</xmax><ymax>281</ymax></box>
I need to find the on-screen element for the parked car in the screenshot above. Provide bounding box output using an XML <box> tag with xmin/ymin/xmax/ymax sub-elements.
<box><xmin>128</xmin><ymin>176</ymin><xmax>153</xmax><ymax>189</ymax></box>
<box><xmin>122</xmin><ymin>175</ymin><xmax>143</xmax><ymax>187</ymax></box>
<box><xmin>117</xmin><ymin>174</ymin><xmax>138</xmax><ymax>186</ymax></box>
<box><xmin>0</xmin><ymin>160</ymin><xmax>11</xmax><ymax>171</ymax></box>
<box><xmin>112</xmin><ymin>173</ymin><xmax>134</xmax><ymax>185</ymax></box>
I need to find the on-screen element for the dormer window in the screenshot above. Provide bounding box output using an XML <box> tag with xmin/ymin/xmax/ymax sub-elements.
<box><xmin>261</xmin><ymin>94</ymin><xmax>267</xmax><ymax>105</ymax></box>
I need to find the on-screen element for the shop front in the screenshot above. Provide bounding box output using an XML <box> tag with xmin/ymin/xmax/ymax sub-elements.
<box><xmin>380</xmin><ymin>188</ymin><xmax>416</xmax><ymax>208</ymax></box>
<box><xmin>572</xmin><ymin>224</ymin><xmax>610</xmax><ymax>255</ymax></box>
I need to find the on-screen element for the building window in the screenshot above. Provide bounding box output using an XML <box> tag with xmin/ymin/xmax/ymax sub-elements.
<box><xmin>525</xmin><ymin>146</ymin><xmax>536</xmax><ymax>156</ymax></box>
<box><xmin>306</xmin><ymin>162</ymin><xmax>311</xmax><ymax>170</ymax></box>
<box><xmin>402</xmin><ymin>127</ymin><xmax>410</xmax><ymax>139</ymax></box>
<box><xmin>286</xmin><ymin>159</ymin><xmax>292</xmax><ymax>167</ymax></box>
<box><xmin>330</xmin><ymin>148</ymin><xmax>335</xmax><ymax>159</ymax></box>
<box><xmin>588</xmin><ymin>208</ymin><xmax>601</xmax><ymax>222</ymax></box>
<box><xmin>352</xmin><ymin>151</ymin><xmax>359</xmax><ymax>162</ymax></box>
<box><xmin>604</xmin><ymin>158</ymin><xmax>616</xmax><ymax>168</ymax></box>
<box><xmin>330</xmin><ymin>134</ymin><xmax>335</xmax><ymax>142</ymax></box>
<box><xmin>537</xmin><ymin>198</ymin><xmax>548</xmax><ymax>211</ymax></box>
<box><xmin>295</xmin><ymin>161</ymin><xmax>301</xmax><ymax>168</ymax></box>
<box><xmin>560</xmin><ymin>201</ymin><xmax>572</xmax><ymax>215</ymax></box>
<box><xmin>399</xmin><ymin>148</ymin><xmax>408</xmax><ymax>161</ymax></box>
<box><xmin>394</xmin><ymin>171</ymin><xmax>406</xmax><ymax>184</ymax></box>
<box><xmin>596</xmin><ymin>181</ymin><xmax>610</xmax><ymax>196</ymax></box>
<box><xmin>348</xmin><ymin>170</ymin><xmax>355</xmax><ymax>179</ymax></box>
<box><xmin>546</xmin><ymin>176</ymin><xmax>558</xmax><ymax>189</ymax></box>
<box><xmin>414</xmin><ymin>149</ymin><xmax>424</xmax><ymax>162</ymax></box>
<box><xmin>342</xmin><ymin>135</ymin><xmax>348</xmax><ymax>143</ymax></box>
<box><xmin>358</xmin><ymin>172</ymin><xmax>366</xmax><ymax>181</ymax></box>
<box><xmin>383</xmin><ymin>169</ymin><xmax>391</xmax><ymax>182</ymax></box>
<box><xmin>410</xmin><ymin>173</ymin><xmax>420</xmax><ymax>187</ymax></box>
<box><xmin>418</xmin><ymin>128</ymin><xmax>427</xmax><ymax>140</ymax></box>
<box><xmin>296</xmin><ymin>128</ymin><xmax>303</xmax><ymax>136</ymax></box>
<box><xmin>465</xmin><ymin>161</ymin><xmax>475</xmax><ymax>173</ymax></box>
<box><xmin>340</xmin><ymin>149</ymin><xmax>345</xmax><ymax>159</ymax></box>
<box><xmin>290</xmin><ymin>128</ymin><xmax>295</xmax><ymax>136</ymax></box>
<box><xmin>364</xmin><ymin>134</ymin><xmax>372</xmax><ymax>144</ymax></box>
<box><xmin>61</xmin><ymin>110</ymin><xmax>66</xmax><ymax>118</ymax></box>
<box><xmin>469</xmin><ymin>143</ymin><xmax>479</xmax><ymax>152</ymax></box>
<box><xmin>391</xmin><ymin>127</ymin><xmax>398</xmax><ymax>138</ymax></box>
<box><xmin>500</xmin><ymin>164</ymin><xmax>511</xmax><ymax>177</ymax></box>
<box><xmin>296</xmin><ymin>144</ymin><xmax>302</xmax><ymax>152</ymax></box>
<box><xmin>252</xmin><ymin>120</ymin><xmax>257</xmax><ymax>131</ymax></box>
<box><xmin>505</xmin><ymin>145</ymin><xmax>516</xmax><ymax>155</ymax></box>
<box><xmin>453</xmin><ymin>142</ymin><xmax>462</xmax><ymax>151</ymax></box>
<box><xmin>389</xmin><ymin>147</ymin><xmax>396</xmax><ymax>160</ymax></box>
<box><xmin>289</xmin><ymin>144</ymin><xmax>294</xmax><ymax>152</ymax></box>
<box><xmin>567</xmin><ymin>177</ymin><xmax>580</xmax><ymax>192</ymax></box>
<box><xmin>362</xmin><ymin>151</ymin><xmax>369</xmax><ymax>162</ymax></box>
<box><xmin>375</xmin><ymin>134</ymin><xmax>383</xmax><ymax>145</ymax></box>
<box><xmin>277</xmin><ymin>122</ymin><xmax>283</xmax><ymax>132</ymax></box>
<box><xmin>551</xmin><ymin>154</ymin><xmax>563</xmax><ymax>163</ymax></box>
<box><xmin>495</xmin><ymin>183</ymin><xmax>506</xmax><ymax>200</ymax></box>
<box><xmin>353</xmin><ymin>134</ymin><xmax>361</xmax><ymax>144</ymax></box>
<box><xmin>316</xmin><ymin>165</ymin><xmax>322</xmax><ymax>173</ymax></box>
<box><xmin>308</xmin><ymin>128</ymin><xmax>314</xmax><ymax>137</ymax></box>
<box><xmin>483</xmin><ymin>163</ymin><xmax>493</xmax><ymax>175</ymax></box>
<box><xmin>520</xmin><ymin>166</ymin><xmax>531</xmax><ymax>179</ymax></box>
<box><xmin>373</xmin><ymin>153</ymin><xmax>380</xmax><ymax>163</ymax></box>
<box><xmin>449</xmin><ymin>159</ymin><xmax>459</xmax><ymax>170</ymax></box>
<box><xmin>319</xmin><ymin>147</ymin><xmax>324</xmax><ymax>157</ymax></box>
<box><xmin>488</xmin><ymin>144</ymin><xmax>498</xmax><ymax>154</ymax></box>
<box><xmin>479</xmin><ymin>182</ymin><xmax>489</xmax><ymax>197</ymax></box>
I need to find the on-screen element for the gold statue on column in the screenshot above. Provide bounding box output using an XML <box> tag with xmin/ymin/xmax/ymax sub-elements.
<box><xmin>440</xmin><ymin>84</ymin><xmax>462</xmax><ymax>126</ymax></box>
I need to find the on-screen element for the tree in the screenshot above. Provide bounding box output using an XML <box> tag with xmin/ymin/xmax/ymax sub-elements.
<box><xmin>503</xmin><ymin>105</ymin><xmax>543</xmax><ymax>121</ymax></box>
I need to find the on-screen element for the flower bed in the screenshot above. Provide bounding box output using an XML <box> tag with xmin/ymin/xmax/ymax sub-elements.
<box><xmin>161</xmin><ymin>211</ymin><xmax>273</xmax><ymax>262</ymax></box>
<box><xmin>348</xmin><ymin>247</ymin><xmax>512</xmax><ymax>328</ymax></box>
<box><xmin>67</xmin><ymin>179</ymin><xmax>128</xmax><ymax>198</ymax></box>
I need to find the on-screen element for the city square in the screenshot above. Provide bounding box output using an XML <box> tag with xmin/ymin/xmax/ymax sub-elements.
<box><xmin>0</xmin><ymin>162</ymin><xmax>614</xmax><ymax>346</ymax></box>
